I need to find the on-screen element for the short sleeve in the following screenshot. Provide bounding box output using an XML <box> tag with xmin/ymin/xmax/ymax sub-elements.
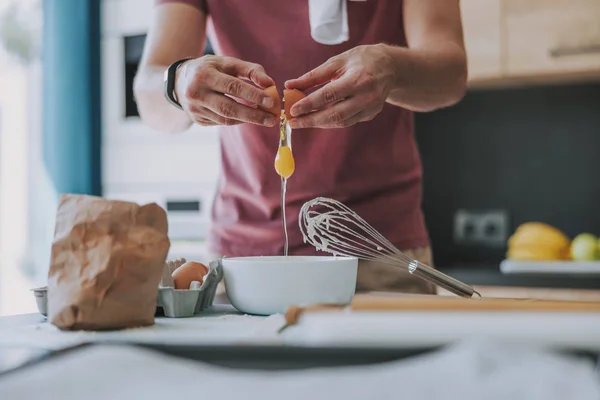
<box><xmin>154</xmin><ymin>0</ymin><xmax>208</xmax><ymax>14</ymax></box>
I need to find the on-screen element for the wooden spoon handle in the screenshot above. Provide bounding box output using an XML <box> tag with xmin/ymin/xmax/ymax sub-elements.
<box><xmin>284</xmin><ymin>295</ymin><xmax>600</xmax><ymax>326</ymax></box>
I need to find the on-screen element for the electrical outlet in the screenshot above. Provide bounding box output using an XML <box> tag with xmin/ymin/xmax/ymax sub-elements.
<box><xmin>454</xmin><ymin>209</ymin><xmax>509</xmax><ymax>247</ymax></box>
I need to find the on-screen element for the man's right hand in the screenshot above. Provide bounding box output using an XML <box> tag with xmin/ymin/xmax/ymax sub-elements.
<box><xmin>174</xmin><ymin>55</ymin><xmax>278</xmax><ymax>127</ymax></box>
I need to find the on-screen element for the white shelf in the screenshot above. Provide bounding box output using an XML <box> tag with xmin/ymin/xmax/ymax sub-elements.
<box><xmin>500</xmin><ymin>259</ymin><xmax>600</xmax><ymax>275</ymax></box>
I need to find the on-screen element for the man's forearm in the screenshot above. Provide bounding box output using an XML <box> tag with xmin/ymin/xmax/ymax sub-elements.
<box><xmin>133</xmin><ymin>65</ymin><xmax>193</xmax><ymax>133</ymax></box>
<box><xmin>383</xmin><ymin>42</ymin><xmax>467</xmax><ymax>112</ymax></box>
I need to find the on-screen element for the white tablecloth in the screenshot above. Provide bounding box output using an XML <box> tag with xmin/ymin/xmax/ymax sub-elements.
<box><xmin>0</xmin><ymin>340</ymin><xmax>598</xmax><ymax>400</ymax></box>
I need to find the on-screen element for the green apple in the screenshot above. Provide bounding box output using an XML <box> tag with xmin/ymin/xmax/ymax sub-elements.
<box><xmin>571</xmin><ymin>233</ymin><xmax>598</xmax><ymax>261</ymax></box>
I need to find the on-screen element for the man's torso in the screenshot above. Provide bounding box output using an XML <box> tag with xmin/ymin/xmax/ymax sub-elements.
<box><xmin>197</xmin><ymin>0</ymin><xmax>429</xmax><ymax>257</ymax></box>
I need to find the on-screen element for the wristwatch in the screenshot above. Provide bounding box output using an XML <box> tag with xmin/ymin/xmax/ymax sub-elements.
<box><xmin>164</xmin><ymin>57</ymin><xmax>193</xmax><ymax>110</ymax></box>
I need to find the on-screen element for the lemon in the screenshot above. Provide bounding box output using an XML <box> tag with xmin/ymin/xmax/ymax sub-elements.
<box><xmin>508</xmin><ymin>222</ymin><xmax>570</xmax><ymax>250</ymax></box>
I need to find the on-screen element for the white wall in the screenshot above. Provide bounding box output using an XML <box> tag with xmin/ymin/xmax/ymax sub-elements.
<box><xmin>0</xmin><ymin>62</ymin><xmax>39</xmax><ymax>315</ymax></box>
<box><xmin>0</xmin><ymin>0</ymin><xmax>222</xmax><ymax>315</ymax></box>
<box><xmin>101</xmin><ymin>0</ymin><xmax>221</xmax><ymax>253</ymax></box>
<box><xmin>0</xmin><ymin>0</ymin><xmax>47</xmax><ymax>315</ymax></box>
<box><xmin>25</xmin><ymin>61</ymin><xmax>57</xmax><ymax>287</ymax></box>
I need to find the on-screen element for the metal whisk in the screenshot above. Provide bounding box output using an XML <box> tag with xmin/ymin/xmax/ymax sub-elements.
<box><xmin>299</xmin><ymin>197</ymin><xmax>481</xmax><ymax>299</ymax></box>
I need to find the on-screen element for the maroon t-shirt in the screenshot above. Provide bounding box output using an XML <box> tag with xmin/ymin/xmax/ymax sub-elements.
<box><xmin>157</xmin><ymin>0</ymin><xmax>429</xmax><ymax>257</ymax></box>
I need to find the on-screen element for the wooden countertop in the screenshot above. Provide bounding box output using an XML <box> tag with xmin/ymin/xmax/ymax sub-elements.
<box><xmin>438</xmin><ymin>285</ymin><xmax>600</xmax><ymax>301</ymax></box>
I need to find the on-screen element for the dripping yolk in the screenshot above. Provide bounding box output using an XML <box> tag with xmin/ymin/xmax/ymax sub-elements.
<box><xmin>262</xmin><ymin>86</ymin><xmax>305</xmax><ymax>179</ymax></box>
<box><xmin>274</xmin><ymin>145</ymin><xmax>295</xmax><ymax>179</ymax></box>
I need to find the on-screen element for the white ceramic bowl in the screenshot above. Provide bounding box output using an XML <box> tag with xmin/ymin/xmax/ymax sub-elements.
<box><xmin>221</xmin><ymin>256</ymin><xmax>358</xmax><ymax>315</ymax></box>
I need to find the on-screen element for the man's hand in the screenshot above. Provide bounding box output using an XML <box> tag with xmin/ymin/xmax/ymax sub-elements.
<box><xmin>175</xmin><ymin>55</ymin><xmax>278</xmax><ymax>127</ymax></box>
<box><xmin>284</xmin><ymin>44</ymin><xmax>397</xmax><ymax>129</ymax></box>
<box><xmin>284</xmin><ymin>0</ymin><xmax>467</xmax><ymax>129</ymax></box>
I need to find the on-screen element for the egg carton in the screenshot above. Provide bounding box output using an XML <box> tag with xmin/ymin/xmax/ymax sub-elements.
<box><xmin>30</xmin><ymin>259</ymin><xmax>223</xmax><ymax>319</ymax></box>
<box><xmin>156</xmin><ymin>258</ymin><xmax>223</xmax><ymax>318</ymax></box>
<box><xmin>31</xmin><ymin>286</ymin><xmax>48</xmax><ymax>317</ymax></box>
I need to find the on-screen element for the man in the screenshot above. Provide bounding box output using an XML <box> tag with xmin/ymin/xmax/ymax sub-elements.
<box><xmin>134</xmin><ymin>0</ymin><xmax>467</xmax><ymax>294</ymax></box>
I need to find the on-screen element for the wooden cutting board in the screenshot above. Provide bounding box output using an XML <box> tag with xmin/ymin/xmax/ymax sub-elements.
<box><xmin>284</xmin><ymin>293</ymin><xmax>600</xmax><ymax>326</ymax></box>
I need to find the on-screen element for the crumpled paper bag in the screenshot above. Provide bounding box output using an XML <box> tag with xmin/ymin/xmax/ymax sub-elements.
<box><xmin>47</xmin><ymin>194</ymin><xmax>170</xmax><ymax>331</ymax></box>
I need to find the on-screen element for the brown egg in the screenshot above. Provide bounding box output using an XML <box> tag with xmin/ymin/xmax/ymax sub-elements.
<box><xmin>283</xmin><ymin>89</ymin><xmax>306</xmax><ymax>118</ymax></box>
<box><xmin>259</xmin><ymin>85</ymin><xmax>282</xmax><ymax>117</ymax></box>
<box><xmin>172</xmin><ymin>261</ymin><xmax>209</xmax><ymax>290</ymax></box>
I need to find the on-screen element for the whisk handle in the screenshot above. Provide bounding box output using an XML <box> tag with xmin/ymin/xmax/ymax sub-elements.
<box><xmin>409</xmin><ymin>260</ymin><xmax>479</xmax><ymax>298</ymax></box>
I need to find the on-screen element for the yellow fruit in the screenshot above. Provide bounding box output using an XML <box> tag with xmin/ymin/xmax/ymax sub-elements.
<box><xmin>508</xmin><ymin>222</ymin><xmax>570</xmax><ymax>250</ymax></box>
<box><xmin>506</xmin><ymin>246</ymin><xmax>568</xmax><ymax>261</ymax></box>
<box><xmin>508</xmin><ymin>242</ymin><xmax>569</xmax><ymax>254</ymax></box>
<box><xmin>507</xmin><ymin>222</ymin><xmax>572</xmax><ymax>261</ymax></box>
<box><xmin>570</xmin><ymin>233</ymin><xmax>598</xmax><ymax>261</ymax></box>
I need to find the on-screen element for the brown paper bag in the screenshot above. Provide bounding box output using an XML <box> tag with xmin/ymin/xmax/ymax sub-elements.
<box><xmin>47</xmin><ymin>194</ymin><xmax>170</xmax><ymax>330</ymax></box>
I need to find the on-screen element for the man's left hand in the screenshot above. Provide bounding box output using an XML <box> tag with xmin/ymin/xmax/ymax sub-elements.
<box><xmin>284</xmin><ymin>44</ymin><xmax>397</xmax><ymax>129</ymax></box>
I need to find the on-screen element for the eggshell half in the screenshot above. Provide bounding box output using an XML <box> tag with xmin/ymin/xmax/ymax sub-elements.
<box><xmin>283</xmin><ymin>89</ymin><xmax>307</xmax><ymax>118</ymax></box>
<box><xmin>259</xmin><ymin>85</ymin><xmax>282</xmax><ymax>116</ymax></box>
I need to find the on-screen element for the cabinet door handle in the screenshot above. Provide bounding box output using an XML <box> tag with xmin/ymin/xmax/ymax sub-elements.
<box><xmin>549</xmin><ymin>44</ymin><xmax>600</xmax><ymax>58</ymax></box>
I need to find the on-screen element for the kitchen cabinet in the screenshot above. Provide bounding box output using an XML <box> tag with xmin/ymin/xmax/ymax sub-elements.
<box><xmin>504</xmin><ymin>0</ymin><xmax>600</xmax><ymax>81</ymax></box>
<box><xmin>460</xmin><ymin>0</ymin><xmax>503</xmax><ymax>85</ymax></box>
<box><xmin>461</xmin><ymin>0</ymin><xmax>600</xmax><ymax>87</ymax></box>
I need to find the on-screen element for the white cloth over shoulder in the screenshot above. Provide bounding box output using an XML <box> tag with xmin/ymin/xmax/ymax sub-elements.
<box><xmin>308</xmin><ymin>0</ymin><xmax>367</xmax><ymax>45</ymax></box>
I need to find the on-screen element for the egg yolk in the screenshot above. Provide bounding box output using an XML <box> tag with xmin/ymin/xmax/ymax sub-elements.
<box><xmin>266</xmin><ymin>88</ymin><xmax>305</xmax><ymax>180</ymax></box>
<box><xmin>274</xmin><ymin>145</ymin><xmax>295</xmax><ymax>179</ymax></box>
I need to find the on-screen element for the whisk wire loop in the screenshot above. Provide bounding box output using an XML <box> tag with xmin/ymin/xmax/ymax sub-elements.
<box><xmin>299</xmin><ymin>197</ymin><xmax>479</xmax><ymax>299</ymax></box>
